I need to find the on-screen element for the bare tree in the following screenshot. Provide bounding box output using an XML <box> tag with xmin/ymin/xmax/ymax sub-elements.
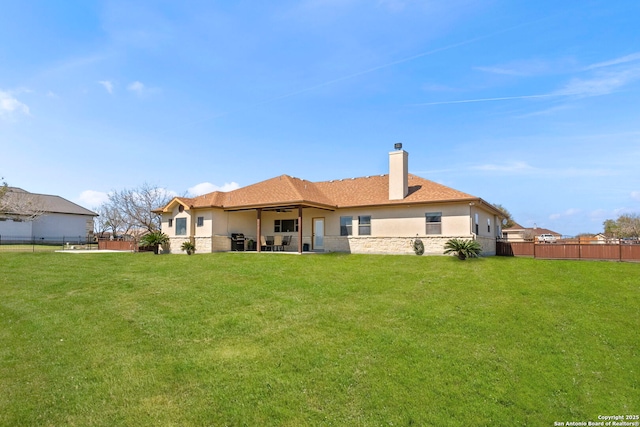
<box><xmin>94</xmin><ymin>203</ymin><xmax>129</xmax><ymax>238</ymax></box>
<box><xmin>96</xmin><ymin>183</ymin><xmax>174</xmax><ymax>237</ymax></box>
<box><xmin>0</xmin><ymin>177</ymin><xmax>7</xmax><ymax>201</ymax></box>
<box><xmin>0</xmin><ymin>187</ymin><xmax>47</xmax><ymax>221</ymax></box>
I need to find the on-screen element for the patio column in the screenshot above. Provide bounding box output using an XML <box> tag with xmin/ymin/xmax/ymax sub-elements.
<box><xmin>298</xmin><ymin>206</ymin><xmax>303</xmax><ymax>253</ymax></box>
<box><xmin>256</xmin><ymin>208</ymin><xmax>262</xmax><ymax>253</ymax></box>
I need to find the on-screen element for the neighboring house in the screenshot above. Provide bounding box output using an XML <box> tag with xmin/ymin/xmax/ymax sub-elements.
<box><xmin>0</xmin><ymin>187</ymin><xmax>98</xmax><ymax>242</ymax></box>
<box><xmin>155</xmin><ymin>148</ymin><xmax>505</xmax><ymax>255</ymax></box>
<box><xmin>501</xmin><ymin>222</ymin><xmax>562</xmax><ymax>242</ymax></box>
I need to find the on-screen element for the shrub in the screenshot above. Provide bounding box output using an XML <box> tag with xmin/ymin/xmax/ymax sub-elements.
<box><xmin>139</xmin><ymin>231</ymin><xmax>169</xmax><ymax>254</ymax></box>
<box><xmin>443</xmin><ymin>238</ymin><xmax>482</xmax><ymax>260</ymax></box>
<box><xmin>181</xmin><ymin>241</ymin><xmax>196</xmax><ymax>255</ymax></box>
<box><xmin>410</xmin><ymin>237</ymin><xmax>425</xmax><ymax>255</ymax></box>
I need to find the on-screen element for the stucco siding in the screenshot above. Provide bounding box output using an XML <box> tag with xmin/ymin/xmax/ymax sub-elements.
<box><xmin>161</xmin><ymin>202</ymin><xmax>497</xmax><ymax>255</ymax></box>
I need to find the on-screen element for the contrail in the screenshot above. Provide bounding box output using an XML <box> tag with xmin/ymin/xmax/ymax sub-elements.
<box><xmin>159</xmin><ymin>9</ymin><xmax>571</xmax><ymax>133</ymax></box>
<box><xmin>255</xmin><ymin>13</ymin><xmax>562</xmax><ymax>106</ymax></box>
<box><xmin>414</xmin><ymin>93</ymin><xmax>563</xmax><ymax>106</ymax></box>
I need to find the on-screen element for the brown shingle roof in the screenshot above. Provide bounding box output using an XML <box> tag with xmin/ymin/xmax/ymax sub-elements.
<box><xmin>171</xmin><ymin>173</ymin><xmax>482</xmax><ymax>212</ymax></box>
<box><xmin>314</xmin><ymin>174</ymin><xmax>475</xmax><ymax>207</ymax></box>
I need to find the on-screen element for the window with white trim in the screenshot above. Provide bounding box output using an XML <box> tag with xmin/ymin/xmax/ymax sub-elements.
<box><xmin>358</xmin><ymin>216</ymin><xmax>371</xmax><ymax>235</ymax></box>
<box><xmin>340</xmin><ymin>216</ymin><xmax>353</xmax><ymax>236</ymax></box>
<box><xmin>425</xmin><ymin>212</ymin><xmax>442</xmax><ymax>235</ymax></box>
<box><xmin>176</xmin><ymin>218</ymin><xmax>187</xmax><ymax>235</ymax></box>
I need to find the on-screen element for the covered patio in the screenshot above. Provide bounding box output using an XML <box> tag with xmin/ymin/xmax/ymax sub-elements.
<box><xmin>226</xmin><ymin>202</ymin><xmax>335</xmax><ymax>254</ymax></box>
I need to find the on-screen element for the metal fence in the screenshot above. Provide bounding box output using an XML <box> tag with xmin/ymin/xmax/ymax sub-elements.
<box><xmin>0</xmin><ymin>235</ymin><xmax>97</xmax><ymax>252</ymax></box>
<box><xmin>497</xmin><ymin>240</ymin><xmax>640</xmax><ymax>262</ymax></box>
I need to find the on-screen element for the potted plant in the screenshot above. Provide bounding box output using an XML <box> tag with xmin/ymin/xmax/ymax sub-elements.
<box><xmin>181</xmin><ymin>241</ymin><xmax>196</xmax><ymax>255</ymax></box>
<box><xmin>443</xmin><ymin>238</ymin><xmax>482</xmax><ymax>260</ymax></box>
<box><xmin>139</xmin><ymin>231</ymin><xmax>169</xmax><ymax>255</ymax></box>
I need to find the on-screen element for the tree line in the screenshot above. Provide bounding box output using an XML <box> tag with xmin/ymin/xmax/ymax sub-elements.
<box><xmin>603</xmin><ymin>213</ymin><xmax>640</xmax><ymax>239</ymax></box>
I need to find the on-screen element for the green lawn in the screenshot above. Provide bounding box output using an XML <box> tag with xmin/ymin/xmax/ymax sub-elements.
<box><xmin>0</xmin><ymin>253</ymin><xmax>638</xmax><ymax>426</ymax></box>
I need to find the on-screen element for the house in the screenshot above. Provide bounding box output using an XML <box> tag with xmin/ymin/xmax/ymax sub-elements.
<box><xmin>155</xmin><ymin>147</ymin><xmax>505</xmax><ymax>255</ymax></box>
<box><xmin>501</xmin><ymin>222</ymin><xmax>562</xmax><ymax>242</ymax></box>
<box><xmin>0</xmin><ymin>187</ymin><xmax>97</xmax><ymax>242</ymax></box>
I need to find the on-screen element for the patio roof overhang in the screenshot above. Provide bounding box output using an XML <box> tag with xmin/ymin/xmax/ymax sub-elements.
<box><xmin>222</xmin><ymin>201</ymin><xmax>336</xmax><ymax>212</ymax></box>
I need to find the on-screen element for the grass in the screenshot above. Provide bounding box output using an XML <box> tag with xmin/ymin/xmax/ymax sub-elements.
<box><xmin>0</xmin><ymin>244</ymin><xmax>62</xmax><ymax>252</ymax></box>
<box><xmin>0</xmin><ymin>252</ymin><xmax>638</xmax><ymax>426</ymax></box>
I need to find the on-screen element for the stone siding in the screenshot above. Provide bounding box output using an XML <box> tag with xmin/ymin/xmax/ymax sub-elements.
<box><xmin>171</xmin><ymin>235</ymin><xmax>496</xmax><ymax>256</ymax></box>
<box><xmin>325</xmin><ymin>235</ymin><xmax>496</xmax><ymax>256</ymax></box>
<box><xmin>212</xmin><ymin>235</ymin><xmax>232</xmax><ymax>252</ymax></box>
<box><xmin>167</xmin><ymin>237</ymin><xmax>190</xmax><ymax>254</ymax></box>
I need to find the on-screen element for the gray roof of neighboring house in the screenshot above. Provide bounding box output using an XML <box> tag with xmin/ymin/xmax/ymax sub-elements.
<box><xmin>2</xmin><ymin>187</ymin><xmax>98</xmax><ymax>217</ymax></box>
<box><xmin>502</xmin><ymin>224</ymin><xmax>561</xmax><ymax>236</ymax></box>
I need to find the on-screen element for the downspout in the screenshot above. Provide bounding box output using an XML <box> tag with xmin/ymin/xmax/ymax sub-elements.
<box><xmin>298</xmin><ymin>206</ymin><xmax>303</xmax><ymax>253</ymax></box>
<box><xmin>469</xmin><ymin>202</ymin><xmax>476</xmax><ymax>239</ymax></box>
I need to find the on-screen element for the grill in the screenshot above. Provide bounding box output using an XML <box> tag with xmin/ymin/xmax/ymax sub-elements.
<box><xmin>230</xmin><ymin>233</ymin><xmax>245</xmax><ymax>251</ymax></box>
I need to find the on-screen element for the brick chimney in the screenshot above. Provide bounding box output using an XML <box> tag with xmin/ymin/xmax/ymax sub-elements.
<box><xmin>389</xmin><ymin>145</ymin><xmax>408</xmax><ymax>200</ymax></box>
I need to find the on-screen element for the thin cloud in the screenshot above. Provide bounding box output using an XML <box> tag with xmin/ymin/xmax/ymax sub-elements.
<box><xmin>472</xmin><ymin>161</ymin><xmax>535</xmax><ymax>173</ymax></box>
<box><xmin>0</xmin><ymin>90</ymin><xmax>30</xmax><ymax>118</ymax></box>
<box><xmin>555</xmin><ymin>68</ymin><xmax>640</xmax><ymax>97</ymax></box>
<box><xmin>475</xmin><ymin>59</ymin><xmax>554</xmax><ymax>77</ymax></box>
<box><xmin>631</xmin><ymin>191</ymin><xmax>640</xmax><ymax>202</ymax></box>
<box><xmin>419</xmin><ymin>66</ymin><xmax>640</xmax><ymax>106</ymax></box>
<box><xmin>550</xmin><ymin>208</ymin><xmax>581</xmax><ymax>220</ymax></box>
<box><xmin>127</xmin><ymin>81</ymin><xmax>145</xmax><ymax>94</ymax></box>
<box><xmin>77</xmin><ymin>190</ymin><xmax>110</xmax><ymax>208</ymax></box>
<box><xmin>98</xmin><ymin>80</ymin><xmax>115</xmax><ymax>94</ymax></box>
<box><xmin>188</xmin><ymin>182</ymin><xmax>240</xmax><ymax>196</ymax></box>
<box><xmin>584</xmin><ymin>52</ymin><xmax>640</xmax><ymax>71</ymax></box>
<box><xmin>127</xmin><ymin>81</ymin><xmax>161</xmax><ymax>97</ymax></box>
<box><xmin>516</xmin><ymin>104</ymin><xmax>573</xmax><ymax>118</ymax></box>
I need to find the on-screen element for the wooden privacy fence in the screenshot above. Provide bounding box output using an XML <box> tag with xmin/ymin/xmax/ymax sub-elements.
<box><xmin>97</xmin><ymin>239</ymin><xmax>137</xmax><ymax>251</ymax></box>
<box><xmin>497</xmin><ymin>241</ymin><xmax>640</xmax><ymax>261</ymax></box>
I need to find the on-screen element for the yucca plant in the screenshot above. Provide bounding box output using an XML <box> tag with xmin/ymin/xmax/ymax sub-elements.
<box><xmin>443</xmin><ymin>238</ymin><xmax>482</xmax><ymax>260</ymax></box>
<box><xmin>139</xmin><ymin>231</ymin><xmax>169</xmax><ymax>254</ymax></box>
<box><xmin>181</xmin><ymin>241</ymin><xmax>196</xmax><ymax>255</ymax></box>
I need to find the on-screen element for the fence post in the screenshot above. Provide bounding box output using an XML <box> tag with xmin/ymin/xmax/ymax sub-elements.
<box><xmin>620</xmin><ymin>240</ymin><xmax>622</xmax><ymax>262</ymax></box>
<box><xmin>579</xmin><ymin>241</ymin><xmax>582</xmax><ymax>260</ymax></box>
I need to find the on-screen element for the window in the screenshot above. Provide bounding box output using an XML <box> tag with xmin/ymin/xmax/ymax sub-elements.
<box><xmin>487</xmin><ymin>218</ymin><xmax>491</xmax><ymax>233</ymax></box>
<box><xmin>358</xmin><ymin>216</ymin><xmax>371</xmax><ymax>235</ymax></box>
<box><xmin>475</xmin><ymin>213</ymin><xmax>479</xmax><ymax>235</ymax></box>
<box><xmin>168</xmin><ymin>219</ymin><xmax>173</xmax><ymax>228</ymax></box>
<box><xmin>197</xmin><ymin>216</ymin><xmax>204</xmax><ymax>227</ymax></box>
<box><xmin>176</xmin><ymin>218</ymin><xmax>187</xmax><ymax>235</ymax></box>
<box><xmin>425</xmin><ymin>212</ymin><xmax>442</xmax><ymax>234</ymax></box>
<box><xmin>340</xmin><ymin>216</ymin><xmax>353</xmax><ymax>236</ymax></box>
<box><xmin>274</xmin><ymin>219</ymin><xmax>298</xmax><ymax>232</ymax></box>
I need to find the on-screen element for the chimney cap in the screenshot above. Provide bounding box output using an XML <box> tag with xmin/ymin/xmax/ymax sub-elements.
<box><xmin>394</xmin><ymin>142</ymin><xmax>402</xmax><ymax>150</ymax></box>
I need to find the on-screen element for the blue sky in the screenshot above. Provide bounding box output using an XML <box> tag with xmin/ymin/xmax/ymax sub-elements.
<box><xmin>1</xmin><ymin>0</ymin><xmax>639</xmax><ymax>236</ymax></box>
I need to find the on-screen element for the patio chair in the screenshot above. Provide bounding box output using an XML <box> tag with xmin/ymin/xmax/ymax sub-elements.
<box><xmin>273</xmin><ymin>235</ymin><xmax>283</xmax><ymax>251</ymax></box>
<box><xmin>281</xmin><ymin>235</ymin><xmax>292</xmax><ymax>251</ymax></box>
<box><xmin>260</xmin><ymin>236</ymin><xmax>272</xmax><ymax>251</ymax></box>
